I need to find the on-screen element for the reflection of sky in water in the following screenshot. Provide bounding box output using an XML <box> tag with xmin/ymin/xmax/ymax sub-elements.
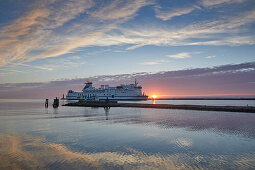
<box><xmin>120</xmin><ymin>99</ymin><xmax>255</xmax><ymax>106</ymax></box>
<box><xmin>0</xmin><ymin>99</ymin><xmax>255</xmax><ymax>169</ymax></box>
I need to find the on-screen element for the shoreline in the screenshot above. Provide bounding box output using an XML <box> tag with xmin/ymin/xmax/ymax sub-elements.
<box><xmin>148</xmin><ymin>98</ymin><xmax>255</xmax><ymax>100</ymax></box>
<box><xmin>63</xmin><ymin>101</ymin><xmax>255</xmax><ymax>113</ymax></box>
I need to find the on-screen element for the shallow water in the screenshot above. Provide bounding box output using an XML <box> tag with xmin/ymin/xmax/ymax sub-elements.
<box><xmin>120</xmin><ymin>99</ymin><xmax>255</xmax><ymax>106</ymax></box>
<box><xmin>0</xmin><ymin>99</ymin><xmax>255</xmax><ymax>169</ymax></box>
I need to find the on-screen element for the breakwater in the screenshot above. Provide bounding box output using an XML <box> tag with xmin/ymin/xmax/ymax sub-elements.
<box><xmin>63</xmin><ymin>101</ymin><xmax>255</xmax><ymax>113</ymax></box>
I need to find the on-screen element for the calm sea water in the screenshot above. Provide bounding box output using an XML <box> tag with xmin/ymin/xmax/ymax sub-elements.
<box><xmin>0</xmin><ymin>99</ymin><xmax>255</xmax><ymax>169</ymax></box>
<box><xmin>120</xmin><ymin>99</ymin><xmax>255</xmax><ymax>106</ymax></box>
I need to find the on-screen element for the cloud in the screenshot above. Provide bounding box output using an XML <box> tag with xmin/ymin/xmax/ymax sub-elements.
<box><xmin>0</xmin><ymin>0</ymin><xmax>95</xmax><ymax>66</ymax></box>
<box><xmin>0</xmin><ymin>0</ymin><xmax>254</xmax><ymax>69</ymax></box>
<box><xmin>0</xmin><ymin>55</ymin><xmax>87</xmax><ymax>76</ymax></box>
<box><xmin>0</xmin><ymin>62</ymin><xmax>254</xmax><ymax>98</ymax></box>
<box><xmin>154</xmin><ymin>0</ymin><xmax>247</xmax><ymax>21</ymax></box>
<box><xmin>140</xmin><ymin>60</ymin><xmax>168</xmax><ymax>65</ymax></box>
<box><xmin>20</xmin><ymin>55</ymin><xmax>86</xmax><ymax>71</ymax></box>
<box><xmin>155</xmin><ymin>7</ymin><xmax>196</xmax><ymax>21</ymax></box>
<box><xmin>167</xmin><ymin>52</ymin><xmax>192</xmax><ymax>59</ymax></box>
<box><xmin>206</xmin><ymin>56</ymin><xmax>216</xmax><ymax>59</ymax></box>
<box><xmin>90</xmin><ymin>0</ymin><xmax>152</xmax><ymax>21</ymax></box>
<box><xmin>200</xmin><ymin>0</ymin><xmax>246</xmax><ymax>7</ymax></box>
<box><xmin>110</xmin><ymin>8</ymin><xmax>255</xmax><ymax>49</ymax></box>
<box><xmin>0</xmin><ymin>0</ymin><xmax>151</xmax><ymax>67</ymax></box>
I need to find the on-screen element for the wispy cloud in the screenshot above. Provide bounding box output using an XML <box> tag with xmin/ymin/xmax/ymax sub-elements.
<box><xmin>20</xmin><ymin>56</ymin><xmax>86</xmax><ymax>71</ymax></box>
<box><xmin>206</xmin><ymin>56</ymin><xmax>216</xmax><ymax>59</ymax></box>
<box><xmin>155</xmin><ymin>7</ymin><xmax>196</xmax><ymax>21</ymax></box>
<box><xmin>0</xmin><ymin>62</ymin><xmax>255</xmax><ymax>98</ymax></box>
<box><xmin>167</xmin><ymin>52</ymin><xmax>192</xmax><ymax>59</ymax></box>
<box><xmin>0</xmin><ymin>55</ymin><xmax>87</xmax><ymax>76</ymax></box>
<box><xmin>154</xmin><ymin>0</ymin><xmax>246</xmax><ymax>21</ymax></box>
<box><xmin>0</xmin><ymin>0</ymin><xmax>253</xmax><ymax>69</ymax></box>
<box><xmin>19</xmin><ymin>64</ymin><xmax>54</xmax><ymax>71</ymax></box>
<box><xmin>0</xmin><ymin>0</ymin><xmax>94</xmax><ymax>66</ymax></box>
<box><xmin>140</xmin><ymin>60</ymin><xmax>168</xmax><ymax>65</ymax></box>
<box><xmin>200</xmin><ymin>0</ymin><xmax>246</xmax><ymax>7</ymax></box>
<box><xmin>0</xmin><ymin>0</ymin><xmax>151</xmax><ymax>67</ymax></box>
<box><xmin>101</xmin><ymin>8</ymin><xmax>255</xmax><ymax>50</ymax></box>
<box><xmin>90</xmin><ymin>0</ymin><xmax>152</xmax><ymax>21</ymax></box>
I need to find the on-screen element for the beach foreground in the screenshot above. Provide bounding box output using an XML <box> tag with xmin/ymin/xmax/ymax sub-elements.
<box><xmin>0</xmin><ymin>99</ymin><xmax>255</xmax><ymax>169</ymax></box>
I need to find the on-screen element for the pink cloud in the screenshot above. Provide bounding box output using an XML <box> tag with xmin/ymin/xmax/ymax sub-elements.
<box><xmin>0</xmin><ymin>62</ymin><xmax>254</xmax><ymax>99</ymax></box>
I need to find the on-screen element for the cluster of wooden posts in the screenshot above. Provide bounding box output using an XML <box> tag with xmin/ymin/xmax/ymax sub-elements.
<box><xmin>45</xmin><ymin>97</ymin><xmax>59</xmax><ymax>108</ymax></box>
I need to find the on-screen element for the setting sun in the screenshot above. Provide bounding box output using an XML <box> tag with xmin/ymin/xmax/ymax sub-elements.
<box><xmin>151</xmin><ymin>95</ymin><xmax>157</xmax><ymax>100</ymax></box>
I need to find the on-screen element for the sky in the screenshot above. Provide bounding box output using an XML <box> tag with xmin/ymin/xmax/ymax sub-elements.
<box><xmin>0</xmin><ymin>0</ymin><xmax>255</xmax><ymax>98</ymax></box>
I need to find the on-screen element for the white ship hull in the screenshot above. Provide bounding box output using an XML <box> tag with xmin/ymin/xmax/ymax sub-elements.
<box><xmin>66</xmin><ymin>81</ymin><xmax>148</xmax><ymax>101</ymax></box>
<box><xmin>66</xmin><ymin>95</ymin><xmax>148</xmax><ymax>101</ymax></box>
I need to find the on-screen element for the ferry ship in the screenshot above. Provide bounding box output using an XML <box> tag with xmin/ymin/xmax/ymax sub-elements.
<box><xmin>66</xmin><ymin>80</ymin><xmax>148</xmax><ymax>101</ymax></box>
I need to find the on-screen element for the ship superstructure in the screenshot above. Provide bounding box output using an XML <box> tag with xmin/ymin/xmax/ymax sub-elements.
<box><xmin>66</xmin><ymin>80</ymin><xmax>148</xmax><ymax>101</ymax></box>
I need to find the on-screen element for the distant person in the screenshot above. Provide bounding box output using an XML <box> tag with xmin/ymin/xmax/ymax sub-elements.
<box><xmin>53</xmin><ymin>97</ymin><xmax>59</xmax><ymax>108</ymax></box>
<box><xmin>45</xmin><ymin>99</ymin><xmax>48</xmax><ymax>108</ymax></box>
<box><xmin>104</xmin><ymin>97</ymin><xmax>110</xmax><ymax>109</ymax></box>
<box><xmin>104</xmin><ymin>107</ymin><xmax>109</xmax><ymax>120</ymax></box>
<box><xmin>56</xmin><ymin>97</ymin><xmax>59</xmax><ymax>107</ymax></box>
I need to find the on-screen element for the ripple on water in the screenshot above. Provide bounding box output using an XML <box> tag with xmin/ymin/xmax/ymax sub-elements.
<box><xmin>0</xmin><ymin>134</ymin><xmax>255</xmax><ymax>170</ymax></box>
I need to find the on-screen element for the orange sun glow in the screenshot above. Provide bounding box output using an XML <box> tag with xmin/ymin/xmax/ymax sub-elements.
<box><xmin>151</xmin><ymin>95</ymin><xmax>157</xmax><ymax>99</ymax></box>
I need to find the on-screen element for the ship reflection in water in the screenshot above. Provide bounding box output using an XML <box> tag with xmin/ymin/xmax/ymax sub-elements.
<box><xmin>0</xmin><ymin>99</ymin><xmax>255</xmax><ymax>169</ymax></box>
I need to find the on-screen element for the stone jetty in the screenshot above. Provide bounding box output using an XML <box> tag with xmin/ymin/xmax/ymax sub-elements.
<box><xmin>63</xmin><ymin>101</ymin><xmax>255</xmax><ymax>113</ymax></box>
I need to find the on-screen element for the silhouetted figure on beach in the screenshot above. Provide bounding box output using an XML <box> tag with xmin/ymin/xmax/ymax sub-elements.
<box><xmin>53</xmin><ymin>97</ymin><xmax>59</xmax><ymax>108</ymax></box>
<box><xmin>104</xmin><ymin>97</ymin><xmax>110</xmax><ymax>109</ymax></box>
<box><xmin>45</xmin><ymin>99</ymin><xmax>49</xmax><ymax>108</ymax></box>
<box><xmin>104</xmin><ymin>107</ymin><xmax>109</xmax><ymax>120</ymax></box>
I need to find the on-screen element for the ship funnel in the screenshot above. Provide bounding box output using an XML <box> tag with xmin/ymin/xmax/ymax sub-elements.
<box><xmin>101</xmin><ymin>85</ymin><xmax>105</xmax><ymax>89</ymax></box>
<box><xmin>105</xmin><ymin>85</ymin><xmax>109</xmax><ymax>89</ymax></box>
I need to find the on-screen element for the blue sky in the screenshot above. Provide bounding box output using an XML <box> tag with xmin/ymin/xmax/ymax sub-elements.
<box><xmin>0</xmin><ymin>0</ymin><xmax>255</xmax><ymax>84</ymax></box>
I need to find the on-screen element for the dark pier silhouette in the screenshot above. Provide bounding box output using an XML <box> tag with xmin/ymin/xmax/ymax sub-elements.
<box><xmin>63</xmin><ymin>101</ymin><xmax>255</xmax><ymax>113</ymax></box>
